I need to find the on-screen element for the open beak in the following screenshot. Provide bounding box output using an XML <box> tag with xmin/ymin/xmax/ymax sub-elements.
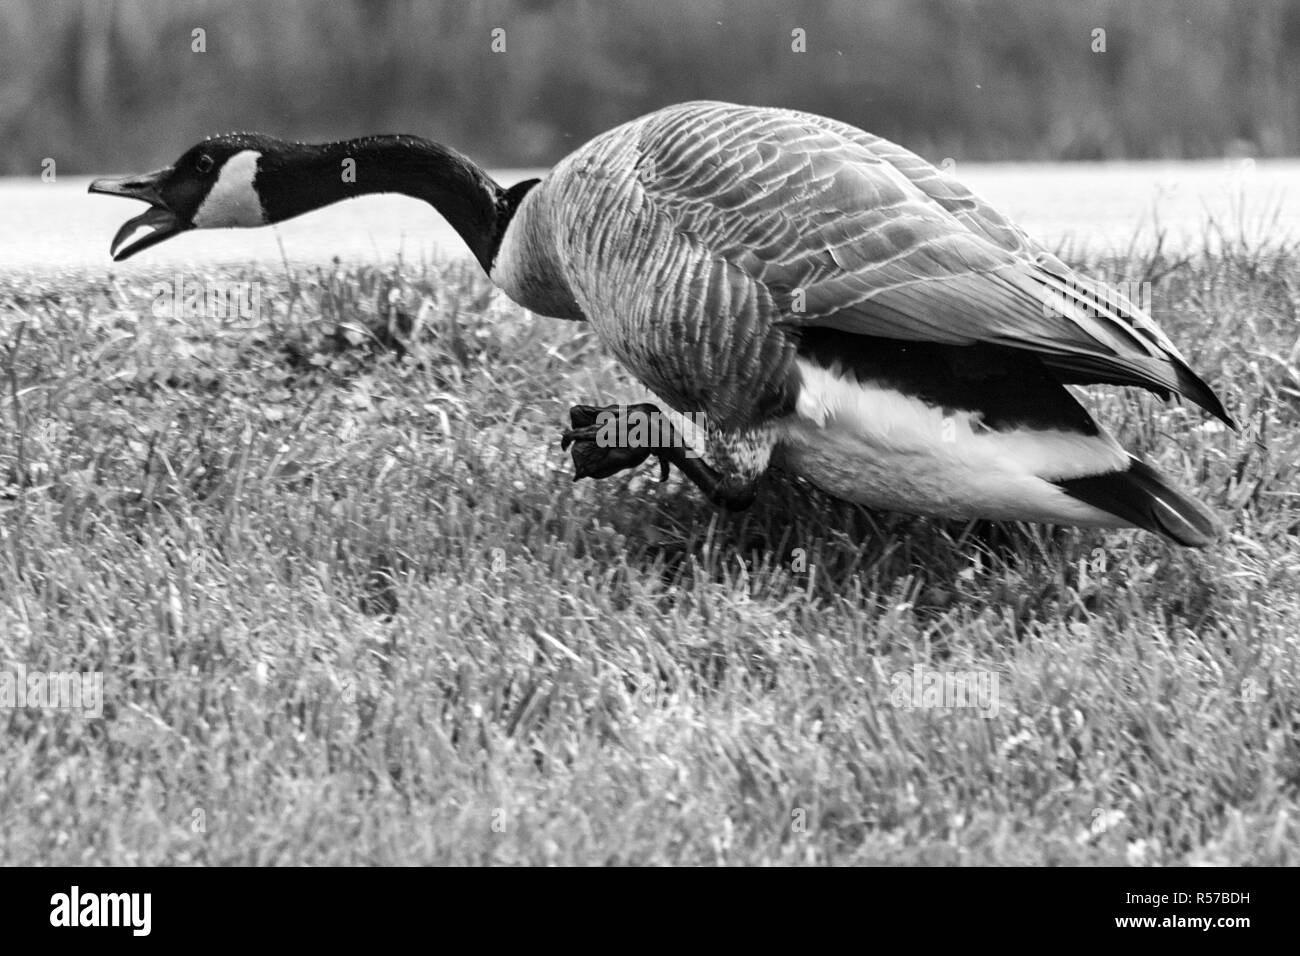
<box><xmin>88</xmin><ymin>167</ymin><xmax>188</xmax><ymax>261</ymax></box>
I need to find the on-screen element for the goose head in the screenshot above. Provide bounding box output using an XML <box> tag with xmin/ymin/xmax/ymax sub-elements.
<box><xmin>89</xmin><ymin>134</ymin><xmax>279</xmax><ymax>261</ymax></box>
<box><xmin>90</xmin><ymin>132</ymin><xmax>538</xmax><ymax>268</ymax></box>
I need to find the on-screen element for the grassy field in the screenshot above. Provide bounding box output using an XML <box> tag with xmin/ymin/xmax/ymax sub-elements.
<box><xmin>0</xmin><ymin>237</ymin><xmax>1297</xmax><ymax>865</ymax></box>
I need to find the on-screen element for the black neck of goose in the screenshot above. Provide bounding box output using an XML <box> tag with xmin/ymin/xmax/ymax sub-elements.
<box><xmin>254</xmin><ymin>136</ymin><xmax>511</xmax><ymax>272</ymax></box>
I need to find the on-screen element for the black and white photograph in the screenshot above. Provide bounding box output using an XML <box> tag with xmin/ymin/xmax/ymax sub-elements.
<box><xmin>0</xmin><ymin>0</ymin><xmax>1295</xmax><ymax>904</ymax></box>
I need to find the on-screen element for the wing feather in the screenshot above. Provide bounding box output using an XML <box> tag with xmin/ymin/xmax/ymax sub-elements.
<box><xmin>627</xmin><ymin>102</ymin><xmax>1232</xmax><ymax>425</ymax></box>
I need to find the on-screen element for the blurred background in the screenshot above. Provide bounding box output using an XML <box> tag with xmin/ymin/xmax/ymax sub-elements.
<box><xmin>3</xmin><ymin>0</ymin><xmax>1298</xmax><ymax>174</ymax></box>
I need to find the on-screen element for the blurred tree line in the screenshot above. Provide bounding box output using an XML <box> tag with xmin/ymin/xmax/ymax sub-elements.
<box><xmin>2</xmin><ymin>0</ymin><xmax>1297</xmax><ymax>175</ymax></box>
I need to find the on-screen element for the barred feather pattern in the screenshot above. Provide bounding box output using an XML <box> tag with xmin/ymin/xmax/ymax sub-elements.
<box><xmin>502</xmin><ymin>100</ymin><xmax>1230</xmax><ymax>433</ymax></box>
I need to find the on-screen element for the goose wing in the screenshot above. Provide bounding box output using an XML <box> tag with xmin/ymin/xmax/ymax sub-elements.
<box><xmin>634</xmin><ymin>103</ymin><xmax>1231</xmax><ymax>425</ymax></box>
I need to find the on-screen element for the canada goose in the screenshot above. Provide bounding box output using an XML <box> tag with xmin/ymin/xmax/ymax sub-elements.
<box><xmin>90</xmin><ymin>101</ymin><xmax>1233</xmax><ymax>546</ymax></box>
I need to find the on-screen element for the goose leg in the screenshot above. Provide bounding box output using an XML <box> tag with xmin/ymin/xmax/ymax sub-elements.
<box><xmin>560</xmin><ymin>403</ymin><xmax>763</xmax><ymax>510</ymax></box>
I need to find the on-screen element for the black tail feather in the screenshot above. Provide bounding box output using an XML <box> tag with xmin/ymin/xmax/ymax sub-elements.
<box><xmin>1044</xmin><ymin>354</ymin><xmax>1236</xmax><ymax>429</ymax></box>
<box><xmin>1173</xmin><ymin>363</ymin><xmax>1236</xmax><ymax>430</ymax></box>
<box><xmin>1055</xmin><ymin>457</ymin><xmax>1220</xmax><ymax>547</ymax></box>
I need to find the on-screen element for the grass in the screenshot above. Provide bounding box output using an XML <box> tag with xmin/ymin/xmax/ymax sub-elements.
<box><xmin>0</xmin><ymin>237</ymin><xmax>1297</xmax><ymax>866</ymax></box>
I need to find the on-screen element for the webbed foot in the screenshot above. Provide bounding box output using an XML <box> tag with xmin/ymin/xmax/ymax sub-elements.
<box><xmin>560</xmin><ymin>404</ymin><xmax>670</xmax><ymax>481</ymax></box>
<box><xmin>560</xmin><ymin>402</ymin><xmax>758</xmax><ymax>511</ymax></box>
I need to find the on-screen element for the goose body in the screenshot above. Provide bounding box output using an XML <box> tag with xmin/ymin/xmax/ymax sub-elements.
<box><xmin>90</xmin><ymin>101</ymin><xmax>1232</xmax><ymax>545</ymax></box>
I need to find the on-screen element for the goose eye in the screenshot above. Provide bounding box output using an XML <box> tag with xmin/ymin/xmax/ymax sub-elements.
<box><xmin>195</xmin><ymin>154</ymin><xmax>214</xmax><ymax>174</ymax></box>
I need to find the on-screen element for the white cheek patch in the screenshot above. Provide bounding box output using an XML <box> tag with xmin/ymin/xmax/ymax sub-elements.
<box><xmin>192</xmin><ymin>150</ymin><xmax>266</xmax><ymax>228</ymax></box>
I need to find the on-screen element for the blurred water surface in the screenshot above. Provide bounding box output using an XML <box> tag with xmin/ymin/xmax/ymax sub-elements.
<box><xmin>3</xmin><ymin>160</ymin><xmax>1296</xmax><ymax>284</ymax></box>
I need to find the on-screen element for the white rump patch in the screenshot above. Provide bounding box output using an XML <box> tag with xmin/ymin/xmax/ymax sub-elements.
<box><xmin>783</xmin><ymin>359</ymin><xmax>1131</xmax><ymax>525</ymax></box>
<box><xmin>192</xmin><ymin>150</ymin><xmax>266</xmax><ymax>228</ymax></box>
